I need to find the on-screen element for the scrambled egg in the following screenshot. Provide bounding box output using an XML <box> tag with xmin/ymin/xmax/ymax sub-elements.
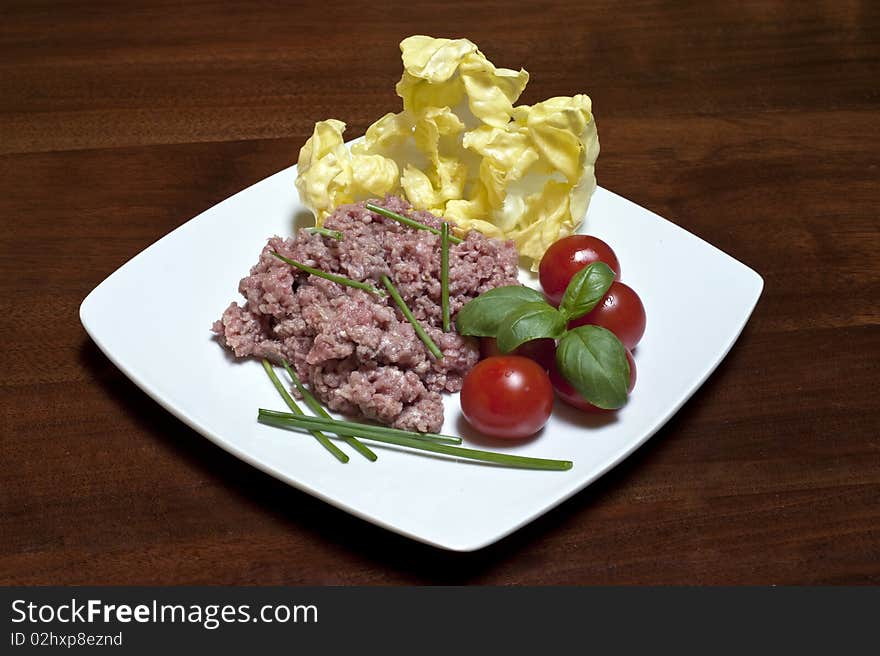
<box><xmin>295</xmin><ymin>35</ymin><xmax>600</xmax><ymax>270</ymax></box>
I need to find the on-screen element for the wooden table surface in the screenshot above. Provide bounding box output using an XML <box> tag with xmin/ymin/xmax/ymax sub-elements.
<box><xmin>2</xmin><ymin>0</ymin><xmax>878</xmax><ymax>585</ymax></box>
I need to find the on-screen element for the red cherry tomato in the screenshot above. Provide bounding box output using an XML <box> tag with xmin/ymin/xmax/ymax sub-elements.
<box><xmin>568</xmin><ymin>281</ymin><xmax>646</xmax><ymax>350</ymax></box>
<box><xmin>460</xmin><ymin>356</ymin><xmax>554</xmax><ymax>439</ymax></box>
<box><xmin>539</xmin><ymin>235</ymin><xmax>621</xmax><ymax>306</ymax></box>
<box><xmin>550</xmin><ymin>349</ymin><xmax>637</xmax><ymax>413</ymax></box>
<box><xmin>480</xmin><ymin>337</ymin><xmax>556</xmax><ymax>371</ymax></box>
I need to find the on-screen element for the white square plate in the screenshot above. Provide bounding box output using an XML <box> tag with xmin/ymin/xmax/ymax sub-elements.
<box><xmin>80</xmin><ymin>163</ymin><xmax>762</xmax><ymax>552</ymax></box>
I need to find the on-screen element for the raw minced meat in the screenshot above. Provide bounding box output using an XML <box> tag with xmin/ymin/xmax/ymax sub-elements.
<box><xmin>213</xmin><ymin>195</ymin><xmax>520</xmax><ymax>432</ymax></box>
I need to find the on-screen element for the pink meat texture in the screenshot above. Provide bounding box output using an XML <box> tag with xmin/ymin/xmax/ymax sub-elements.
<box><xmin>214</xmin><ymin>196</ymin><xmax>520</xmax><ymax>432</ymax></box>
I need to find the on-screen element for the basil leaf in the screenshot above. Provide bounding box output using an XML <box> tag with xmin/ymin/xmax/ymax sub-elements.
<box><xmin>556</xmin><ymin>325</ymin><xmax>630</xmax><ymax>409</ymax></box>
<box><xmin>496</xmin><ymin>302</ymin><xmax>566</xmax><ymax>353</ymax></box>
<box><xmin>559</xmin><ymin>262</ymin><xmax>615</xmax><ymax>321</ymax></box>
<box><xmin>455</xmin><ymin>285</ymin><xmax>546</xmax><ymax>337</ymax></box>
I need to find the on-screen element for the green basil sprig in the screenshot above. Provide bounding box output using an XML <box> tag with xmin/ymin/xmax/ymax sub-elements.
<box><xmin>556</xmin><ymin>326</ymin><xmax>630</xmax><ymax>409</ymax></box>
<box><xmin>559</xmin><ymin>262</ymin><xmax>615</xmax><ymax>321</ymax></box>
<box><xmin>496</xmin><ymin>302</ymin><xmax>567</xmax><ymax>353</ymax></box>
<box><xmin>456</xmin><ymin>262</ymin><xmax>630</xmax><ymax>409</ymax></box>
<box><xmin>454</xmin><ymin>285</ymin><xmax>545</xmax><ymax>337</ymax></box>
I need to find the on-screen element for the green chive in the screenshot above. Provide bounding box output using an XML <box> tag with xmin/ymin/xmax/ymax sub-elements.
<box><xmin>271</xmin><ymin>252</ymin><xmax>383</xmax><ymax>296</ymax></box>
<box><xmin>257</xmin><ymin>411</ymin><xmax>573</xmax><ymax>471</ymax></box>
<box><xmin>281</xmin><ymin>360</ymin><xmax>378</xmax><ymax>462</ymax></box>
<box><xmin>380</xmin><ymin>274</ymin><xmax>444</xmax><ymax>360</ymax></box>
<box><xmin>261</xmin><ymin>360</ymin><xmax>348</xmax><ymax>463</ymax></box>
<box><xmin>366</xmin><ymin>203</ymin><xmax>463</xmax><ymax>244</ymax></box>
<box><xmin>441</xmin><ymin>221</ymin><xmax>451</xmax><ymax>332</ymax></box>
<box><xmin>259</xmin><ymin>408</ymin><xmax>462</xmax><ymax>446</ymax></box>
<box><xmin>305</xmin><ymin>226</ymin><xmax>344</xmax><ymax>240</ymax></box>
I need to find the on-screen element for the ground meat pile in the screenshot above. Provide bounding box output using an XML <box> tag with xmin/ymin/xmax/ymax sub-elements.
<box><xmin>213</xmin><ymin>195</ymin><xmax>520</xmax><ymax>432</ymax></box>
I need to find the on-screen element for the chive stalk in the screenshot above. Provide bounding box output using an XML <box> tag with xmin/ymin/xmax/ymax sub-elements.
<box><xmin>380</xmin><ymin>274</ymin><xmax>444</xmax><ymax>360</ymax></box>
<box><xmin>257</xmin><ymin>411</ymin><xmax>573</xmax><ymax>471</ymax></box>
<box><xmin>281</xmin><ymin>360</ymin><xmax>378</xmax><ymax>462</ymax></box>
<box><xmin>260</xmin><ymin>360</ymin><xmax>349</xmax><ymax>463</ymax></box>
<box><xmin>441</xmin><ymin>222</ymin><xmax>451</xmax><ymax>332</ymax></box>
<box><xmin>271</xmin><ymin>252</ymin><xmax>383</xmax><ymax>296</ymax></box>
<box><xmin>259</xmin><ymin>408</ymin><xmax>462</xmax><ymax>446</ymax></box>
<box><xmin>305</xmin><ymin>226</ymin><xmax>344</xmax><ymax>240</ymax></box>
<box><xmin>365</xmin><ymin>203</ymin><xmax>463</xmax><ymax>244</ymax></box>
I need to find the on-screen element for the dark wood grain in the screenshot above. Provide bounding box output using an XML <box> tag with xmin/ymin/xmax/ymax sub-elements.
<box><xmin>1</xmin><ymin>0</ymin><xmax>878</xmax><ymax>585</ymax></box>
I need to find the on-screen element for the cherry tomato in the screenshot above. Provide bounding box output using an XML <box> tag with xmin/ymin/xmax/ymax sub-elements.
<box><xmin>550</xmin><ymin>349</ymin><xmax>637</xmax><ymax>413</ymax></box>
<box><xmin>539</xmin><ymin>235</ymin><xmax>621</xmax><ymax>306</ymax></box>
<box><xmin>480</xmin><ymin>337</ymin><xmax>556</xmax><ymax>371</ymax></box>
<box><xmin>568</xmin><ymin>281</ymin><xmax>646</xmax><ymax>350</ymax></box>
<box><xmin>460</xmin><ymin>356</ymin><xmax>554</xmax><ymax>439</ymax></box>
